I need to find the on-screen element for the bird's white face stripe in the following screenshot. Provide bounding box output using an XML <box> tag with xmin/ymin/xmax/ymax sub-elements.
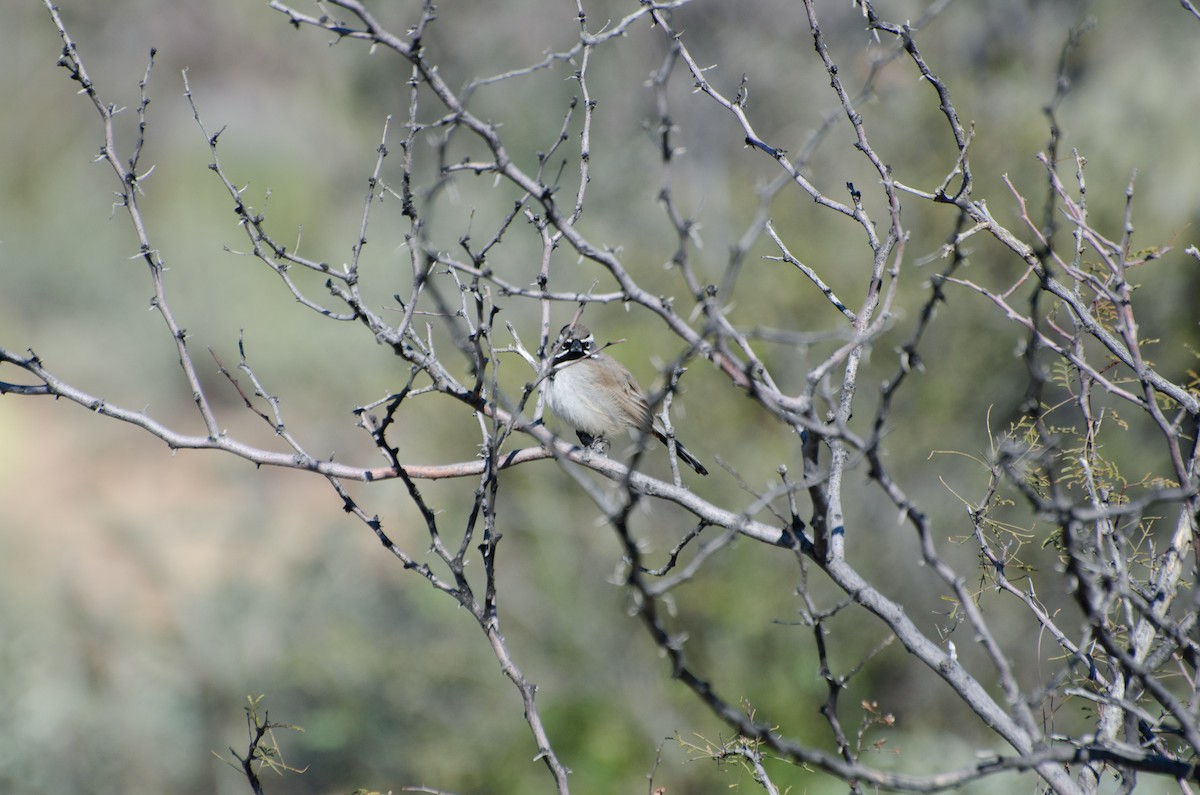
<box><xmin>553</xmin><ymin>325</ymin><xmax>596</xmax><ymax>366</ymax></box>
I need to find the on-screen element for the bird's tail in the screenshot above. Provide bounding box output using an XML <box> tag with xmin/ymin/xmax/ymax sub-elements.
<box><xmin>654</xmin><ymin>430</ymin><xmax>709</xmax><ymax>476</ymax></box>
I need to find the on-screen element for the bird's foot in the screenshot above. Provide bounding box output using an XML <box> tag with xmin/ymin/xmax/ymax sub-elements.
<box><xmin>576</xmin><ymin>432</ymin><xmax>610</xmax><ymax>458</ymax></box>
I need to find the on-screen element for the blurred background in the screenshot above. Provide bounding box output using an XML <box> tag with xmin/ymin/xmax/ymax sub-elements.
<box><xmin>2</xmin><ymin>1</ymin><xmax>1198</xmax><ymax>793</ymax></box>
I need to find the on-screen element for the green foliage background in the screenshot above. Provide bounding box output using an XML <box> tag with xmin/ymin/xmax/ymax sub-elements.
<box><xmin>1</xmin><ymin>1</ymin><xmax>1198</xmax><ymax>793</ymax></box>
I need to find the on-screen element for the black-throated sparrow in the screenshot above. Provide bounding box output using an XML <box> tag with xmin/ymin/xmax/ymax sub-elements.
<box><xmin>545</xmin><ymin>324</ymin><xmax>708</xmax><ymax>476</ymax></box>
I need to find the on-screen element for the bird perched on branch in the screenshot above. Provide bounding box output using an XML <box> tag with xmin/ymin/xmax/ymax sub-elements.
<box><xmin>545</xmin><ymin>324</ymin><xmax>708</xmax><ymax>476</ymax></box>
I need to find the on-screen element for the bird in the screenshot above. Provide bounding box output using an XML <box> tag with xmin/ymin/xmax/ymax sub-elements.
<box><xmin>544</xmin><ymin>324</ymin><xmax>708</xmax><ymax>476</ymax></box>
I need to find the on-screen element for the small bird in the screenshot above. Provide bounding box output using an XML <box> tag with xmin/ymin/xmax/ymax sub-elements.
<box><xmin>545</xmin><ymin>324</ymin><xmax>708</xmax><ymax>476</ymax></box>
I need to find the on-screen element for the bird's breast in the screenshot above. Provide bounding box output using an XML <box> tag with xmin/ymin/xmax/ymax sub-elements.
<box><xmin>546</xmin><ymin>363</ymin><xmax>627</xmax><ymax>437</ymax></box>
